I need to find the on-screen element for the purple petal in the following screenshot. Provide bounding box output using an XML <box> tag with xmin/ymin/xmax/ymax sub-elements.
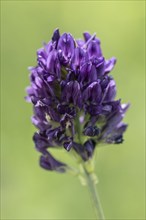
<box><xmin>83</xmin><ymin>126</ymin><xmax>100</xmax><ymax>137</ymax></box>
<box><xmin>105</xmin><ymin>57</ymin><xmax>116</xmax><ymax>74</ymax></box>
<box><xmin>46</xmin><ymin>50</ymin><xmax>61</xmax><ymax>78</ymax></box>
<box><xmin>71</xmin><ymin>47</ymin><xmax>85</xmax><ymax>70</ymax></box>
<box><xmin>33</xmin><ymin>132</ymin><xmax>49</xmax><ymax>151</ymax></box>
<box><xmin>87</xmin><ymin>40</ymin><xmax>102</xmax><ymax>59</ymax></box>
<box><xmin>64</xmin><ymin>140</ymin><xmax>73</xmax><ymax>151</ymax></box>
<box><xmin>57</xmin><ymin>33</ymin><xmax>75</xmax><ymax>61</ymax></box>
<box><xmin>52</xmin><ymin>28</ymin><xmax>60</xmax><ymax>43</ymax></box>
<box><xmin>102</xmin><ymin>80</ymin><xmax>116</xmax><ymax>102</ymax></box>
<box><xmin>62</xmin><ymin>81</ymin><xmax>82</xmax><ymax>107</ymax></box>
<box><xmin>76</xmin><ymin>39</ymin><xmax>85</xmax><ymax>47</ymax></box>
<box><xmin>83</xmin><ymin>81</ymin><xmax>102</xmax><ymax>103</ymax></box>
<box><xmin>84</xmin><ymin>140</ymin><xmax>95</xmax><ymax>159</ymax></box>
<box><xmin>83</xmin><ymin>32</ymin><xmax>91</xmax><ymax>42</ymax></box>
<box><xmin>40</xmin><ymin>151</ymin><xmax>67</xmax><ymax>172</ymax></box>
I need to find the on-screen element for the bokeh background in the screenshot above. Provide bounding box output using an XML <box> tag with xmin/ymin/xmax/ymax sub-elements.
<box><xmin>1</xmin><ymin>1</ymin><xmax>145</xmax><ymax>219</ymax></box>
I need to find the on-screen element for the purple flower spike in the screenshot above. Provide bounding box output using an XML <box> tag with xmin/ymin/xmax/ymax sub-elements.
<box><xmin>26</xmin><ymin>29</ymin><xmax>129</xmax><ymax>172</ymax></box>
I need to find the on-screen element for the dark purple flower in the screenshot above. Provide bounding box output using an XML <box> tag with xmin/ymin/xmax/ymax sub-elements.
<box><xmin>26</xmin><ymin>29</ymin><xmax>129</xmax><ymax>172</ymax></box>
<box><xmin>40</xmin><ymin>151</ymin><xmax>67</xmax><ymax>173</ymax></box>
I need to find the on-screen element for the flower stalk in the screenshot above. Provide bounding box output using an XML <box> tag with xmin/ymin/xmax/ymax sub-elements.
<box><xmin>83</xmin><ymin>166</ymin><xmax>105</xmax><ymax>220</ymax></box>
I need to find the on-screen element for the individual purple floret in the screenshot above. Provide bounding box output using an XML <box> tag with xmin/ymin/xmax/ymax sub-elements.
<box><xmin>26</xmin><ymin>29</ymin><xmax>129</xmax><ymax>172</ymax></box>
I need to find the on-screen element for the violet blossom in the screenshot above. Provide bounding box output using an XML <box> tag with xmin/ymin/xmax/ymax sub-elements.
<box><xmin>26</xmin><ymin>29</ymin><xmax>129</xmax><ymax>173</ymax></box>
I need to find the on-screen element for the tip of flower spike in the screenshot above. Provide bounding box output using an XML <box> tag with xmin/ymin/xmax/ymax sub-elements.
<box><xmin>52</xmin><ymin>28</ymin><xmax>60</xmax><ymax>43</ymax></box>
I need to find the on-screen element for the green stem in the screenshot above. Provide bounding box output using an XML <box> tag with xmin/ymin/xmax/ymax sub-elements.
<box><xmin>84</xmin><ymin>168</ymin><xmax>105</xmax><ymax>220</ymax></box>
<box><xmin>75</xmin><ymin>115</ymin><xmax>105</xmax><ymax>219</ymax></box>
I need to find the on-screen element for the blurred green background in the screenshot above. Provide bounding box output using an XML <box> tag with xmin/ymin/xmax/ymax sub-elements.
<box><xmin>1</xmin><ymin>1</ymin><xmax>145</xmax><ymax>219</ymax></box>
